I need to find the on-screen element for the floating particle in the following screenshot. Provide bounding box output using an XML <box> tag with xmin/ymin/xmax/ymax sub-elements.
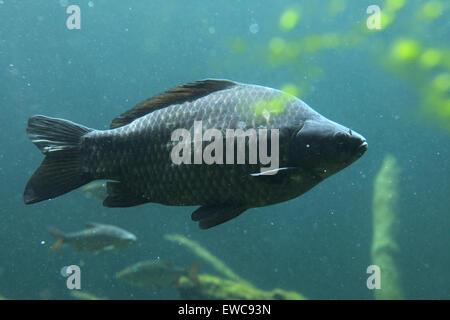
<box><xmin>249</xmin><ymin>23</ymin><xmax>259</xmax><ymax>34</ymax></box>
<box><xmin>60</xmin><ymin>266</ymin><xmax>69</xmax><ymax>277</ymax></box>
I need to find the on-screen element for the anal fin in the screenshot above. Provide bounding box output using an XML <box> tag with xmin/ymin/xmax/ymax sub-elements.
<box><xmin>103</xmin><ymin>182</ymin><xmax>149</xmax><ymax>208</ymax></box>
<box><xmin>191</xmin><ymin>205</ymin><xmax>247</xmax><ymax>229</ymax></box>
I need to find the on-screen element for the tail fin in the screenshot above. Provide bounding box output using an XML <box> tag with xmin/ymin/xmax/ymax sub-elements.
<box><xmin>23</xmin><ymin>115</ymin><xmax>94</xmax><ymax>204</ymax></box>
<box><xmin>49</xmin><ymin>227</ymin><xmax>66</xmax><ymax>252</ymax></box>
<box><xmin>185</xmin><ymin>262</ymin><xmax>201</xmax><ymax>285</ymax></box>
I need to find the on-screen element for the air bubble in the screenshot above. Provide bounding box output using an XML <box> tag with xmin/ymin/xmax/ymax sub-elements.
<box><xmin>60</xmin><ymin>266</ymin><xmax>69</xmax><ymax>277</ymax></box>
<box><xmin>249</xmin><ymin>23</ymin><xmax>259</xmax><ymax>34</ymax></box>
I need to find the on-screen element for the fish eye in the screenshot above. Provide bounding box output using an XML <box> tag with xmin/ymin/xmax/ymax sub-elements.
<box><xmin>349</xmin><ymin>129</ymin><xmax>353</xmax><ymax>135</ymax></box>
<box><xmin>335</xmin><ymin>132</ymin><xmax>347</xmax><ymax>145</ymax></box>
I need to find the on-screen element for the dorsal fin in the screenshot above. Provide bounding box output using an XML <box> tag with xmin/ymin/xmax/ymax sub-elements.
<box><xmin>85</xmin><ymin>222</ymin><xmax>100</xmax><ymax>229</ymax></box>
<box><xmin>110</xmin><ymin>79</ymin><xmax>237</xmax><ymax>129</ymax></box>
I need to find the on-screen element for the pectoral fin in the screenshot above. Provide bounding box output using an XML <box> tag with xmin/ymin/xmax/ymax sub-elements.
<box><xmin>191</xmin><ymin>205</ymin><xmax>247</xmax><ymax>229</ymax></box>
<box><xmin>249</xmin><ymin>167</ymin><xmax>299</xmax><ymax>184</ymax></box>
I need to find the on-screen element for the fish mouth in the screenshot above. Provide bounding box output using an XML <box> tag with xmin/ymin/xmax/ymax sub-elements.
<box><xmin>126</xmin><ymin>235</ymin><xmax>138</xmax><ymax>242</ymax></box>
<box><xmin>345</xmin><ymin>140</ymin><xmax>367</xmax><ymax>166</ymax></box>
<box><xmin>357</xmin><ymin>141</ymin><xmax>368</xmax><ymax>156</ymax></box>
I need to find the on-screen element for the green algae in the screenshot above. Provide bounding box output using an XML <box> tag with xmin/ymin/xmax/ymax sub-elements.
<box><xmin>164</xmin><ymin>234</ymin><xmax>245</xmax><ymax>283</ymax></box>
<box><xmin>70</xmin><ymin>291</ymin><xmax>107</xmax><ymax>300</ymax></box>
<box><xmin>165</xmin><ymin>234</ymin><xmax>306</xmax><ymax>300</ymax></box>
<box><xmin>178</xmin><ymin>274</ymin><xmax>306</xmax><ymax>300</ymax></box>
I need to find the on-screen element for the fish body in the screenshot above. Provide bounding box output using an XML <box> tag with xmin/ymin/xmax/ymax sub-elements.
<box><xmin>49</xmin><ymin>223</ymin><xmax>137</xmax><ymax>253</ymax></box>
<box><xmin>24</xmin><ymin>79</ymin><xmax>367</xmax><ymax>229</ymax></box>
<box><xmin>116</xmin><ymin>260</ymin><xmax>200</xmax><ymax>288</ymax></box>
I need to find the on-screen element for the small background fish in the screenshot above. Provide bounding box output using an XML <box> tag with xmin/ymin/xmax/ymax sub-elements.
<box><xmin>49</xmin><ymin>223</ymin><xmax>137</xmax><ymax>253</ymax></box>
<box><xmin>116</xmin><ymin>260</ymin><xmax>200</xmax><ymax>288</ymax></box>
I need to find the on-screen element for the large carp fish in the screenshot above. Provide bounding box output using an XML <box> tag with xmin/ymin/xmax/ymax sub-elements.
<box><xmin>24</xmin><ymin>79</ymin><xmax>367</xmax><ymax>229</ymax></box>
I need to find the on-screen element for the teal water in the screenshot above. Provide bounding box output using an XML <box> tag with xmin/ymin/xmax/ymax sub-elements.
<box><xmin>0</xmin><ymin>0</ymin><xmax>449</xmax><ymax>299</ymax></box>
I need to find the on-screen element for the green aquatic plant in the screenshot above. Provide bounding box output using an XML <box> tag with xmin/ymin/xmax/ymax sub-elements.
<box><xmin>165</xmin><ymin>234</ymin><xmax>307</xmax><ymax>300</ymax></box>
<box><xmin>279</xmin><ymin>7</ymin><xmax>301</xmax><ymax>32</ymax></box>
<box><xmin>0</xmin><ymin>294</ymin><xmax>6</xmax><ymax>300</ymax></box>
<box><xmin>231</xmin><ymin>0</ymin><xmax>450</xmax><ymax>131</ymax></box>
<box><xmin>384</xmin><ymin>39</ymin><xmax>450</xmax><ymax>131</ymax></box>
<box><xmin>164</xmin><ymin>234</ymin><xmax>245</xmax><ymax>283</ymax></box>
<box><xmin>390</xmin><ymin>38</ymin><xmax>421</xmax><ymax>63</ymax></box>
<box><xmin>375</xmin><ymin>0</ymin><xmax>407</xmax><ymax>30</ymax></box>
<box><xmin>326</xmin><ymin>0</ymin><xmax>347</xmax><ymax>17</ymax></box>
<box><xmin>419</xmin><ymin>48</ymin><xmax>444</xmax><ymax>69</ymax></box>
<box><xmin>281</xmin><ymin>83</ymin><xmax>301</xmax><ymax>97</ymax></box>
<box><xmin>371</xmin><ymin>155</ymin><xmax>404</xmax><ymax>300</ymax></box>
<box><xmin>251</xmin><ymin>94</ymin><xmax>294</xmax><ymax>120</ymax></box>
<box><xmin>70</xmin><ymin>291</ymin><xmax>107</xmax><ymax>300</ymax></box>
<box><xmin>229</xmin><ymin>38</ymin><xmax>248</xmax><ymax>54</ymax></box>
<box><xmin>418</xmin><ymin>0</ymin><xmax>445</xmax><ymax>20</ymax></box>
<box><xmin>177</xmin><ymin>274</ymin><xmax>306</xmax><ymax>300</ymax></box>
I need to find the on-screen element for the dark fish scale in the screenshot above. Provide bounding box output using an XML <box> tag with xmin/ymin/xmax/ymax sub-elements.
<box><xmin>81</xmin><ymin>84</ymin><xmax>313</xmax><ymax>207</ymax></box>
<box><xmin>24</xmin><ymin>79</ymin><xmax>367</xmax><ymax>228</ymax></box>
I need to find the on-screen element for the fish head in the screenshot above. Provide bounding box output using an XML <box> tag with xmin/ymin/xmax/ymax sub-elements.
<box><xmin>290</xmin><ymin>117</ymin><xmax>367</xmax><ymax>180</ymax></box>
<box><xmin>108</xmin><ymin>231</ymin><xmax>137</xmax><ymax>250</ymax></box>
<box><xmin>119</xmin><ymin>232</ymin><xmax>137</xmax><ymax>246</ymax></box>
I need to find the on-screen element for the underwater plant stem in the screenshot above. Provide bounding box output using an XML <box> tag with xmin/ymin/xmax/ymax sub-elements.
<box><xmin>371</xmin><ymin>154</ymin><xmax>404</xmax><ymax>300</ymax></box>
<box><xmin>164</xmin><ymin>234</ymin><xmax>246</xmax><ymax>283</ymax></box>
